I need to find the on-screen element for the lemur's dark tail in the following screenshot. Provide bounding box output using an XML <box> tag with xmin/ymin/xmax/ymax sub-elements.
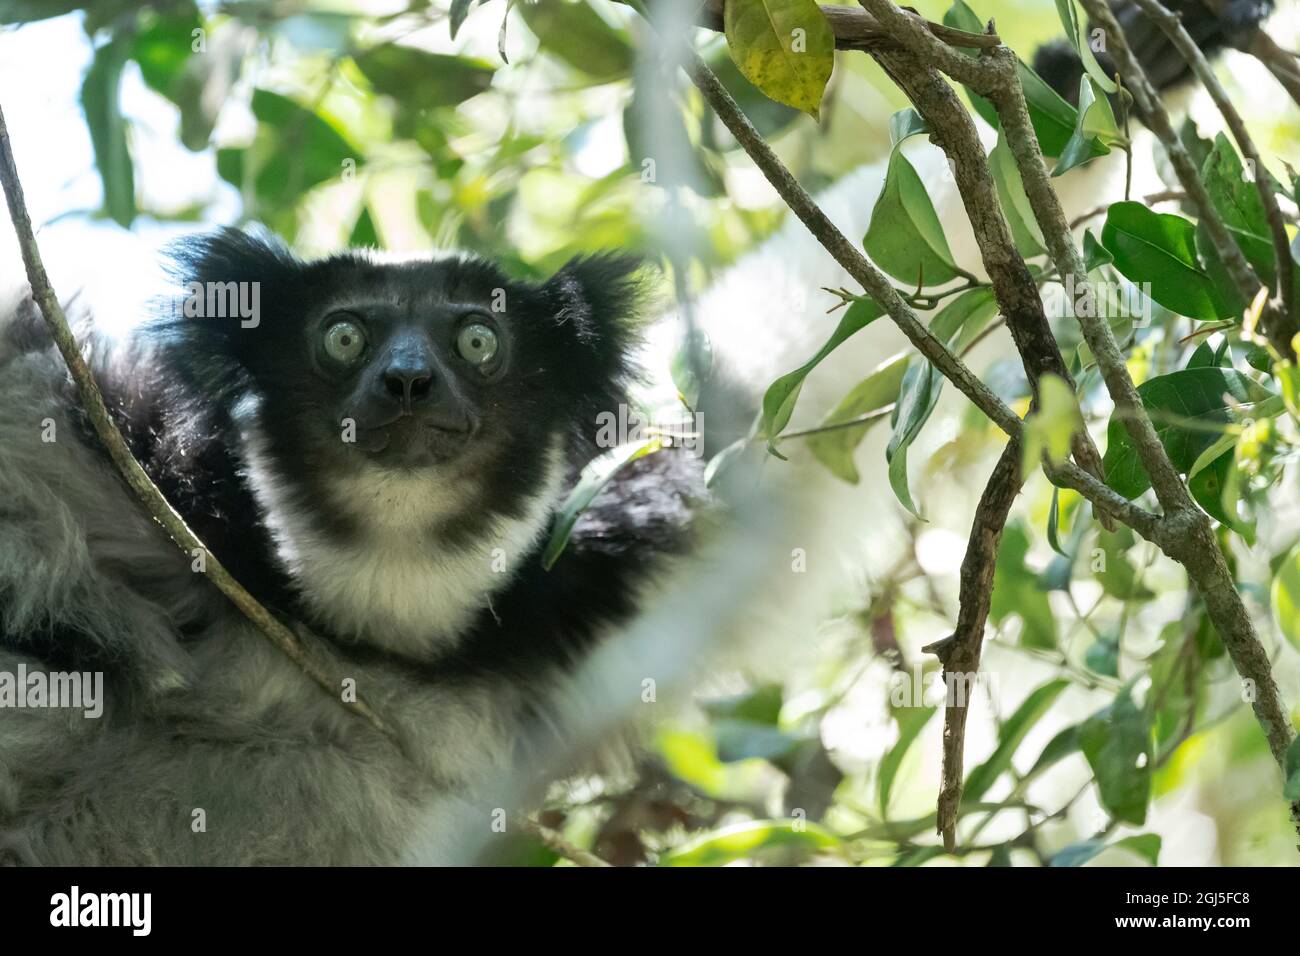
<box><xmin>1032</xmin><ymin>0</ymin><xmax>1276</xmax><ymax>103</ymax></box>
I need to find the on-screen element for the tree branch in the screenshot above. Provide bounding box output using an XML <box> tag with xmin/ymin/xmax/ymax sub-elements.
<box><xmin>872</xmin><ymin>48</ymin><xmax>1106</xmax><ymax>486</ymax></box>
<box><xmin>0</xmin><ymin>102</ymin><xmax>398</xmax><ymax>745</ymax></box>
<box><xmin>925</xmin><ymin>439</ymin><xmax>1020</xmax><ymax>851</ymax></box>
<box><xmin>1246</xmin><ymin>31</ymin><xmax>1300</xmax><ymax>109</ymax></box>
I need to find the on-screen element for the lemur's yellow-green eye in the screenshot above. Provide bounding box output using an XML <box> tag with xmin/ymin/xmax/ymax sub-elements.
<box><xmin>323</xmin><ymin>320</ymin><xmax>365</xmax><ymax>364</ymax></box>
<box><xmin>457</xmin><ymin>323</ymin><xmax>498</xmax><ymax>367</ymax></box>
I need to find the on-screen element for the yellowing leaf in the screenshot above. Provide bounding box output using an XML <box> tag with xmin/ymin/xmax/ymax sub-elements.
<box><xmin>724</xmin><ymin>0</ymin><xmax>833</xmax><ymax>119</ymax></box>
<box><xmin>1021</xmin><ymin>374</ymin><xmax>1081</xmax><ymax>478</ymax></box>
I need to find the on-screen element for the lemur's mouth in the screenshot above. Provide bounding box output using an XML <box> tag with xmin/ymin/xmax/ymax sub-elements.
<box><xmin>360</xmin><ymin>413</ymin><xmax>476</xmax><ymax>465</ymax></box>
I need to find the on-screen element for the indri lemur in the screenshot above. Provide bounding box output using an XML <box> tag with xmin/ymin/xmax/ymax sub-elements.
<box><xmin>0</xmin><ymin>0</ymin><xmax>1278</xmax><ymax>863</ymax></box>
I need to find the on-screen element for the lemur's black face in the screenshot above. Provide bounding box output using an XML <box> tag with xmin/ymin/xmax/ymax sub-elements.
<box><xmin>304</xmin><ymin>275</ymin><xmax>515</xmax><ymax>469</ymax></box>
<box><xmin>151</xmin><ymin>228</ymin><xmax>641</xmax><ymax>541</ymax></box>
<box><xmin>312</xmin><ymin>302</ymin><xmax>497</xmax><ymax>466</ymax></box>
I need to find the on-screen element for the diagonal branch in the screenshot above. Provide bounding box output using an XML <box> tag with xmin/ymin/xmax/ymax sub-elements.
<box><xmin>683</xmin><ymin>49</ymin><xmax>1024</xmax><ymax>439</ymax></box>
<box><xmin>0</xmin><ymin>102</ymin><xmax>398</xmax><ymax>746</ymax></box>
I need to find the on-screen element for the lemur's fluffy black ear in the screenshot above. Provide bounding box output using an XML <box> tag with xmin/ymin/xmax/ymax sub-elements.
<box><xmin>539</xmin><ymin>254</ymin><xmax>648</xmax><ymax>449</ymax></box>
<box><xmin>543</xmin><ymin>254</ymin><xmax>644</xmax><ymax>349</ymax></box>
<box><xmin>150</xmin><ymin>227</ymin><xmax>300</xmax><ymax>402</ymax></box>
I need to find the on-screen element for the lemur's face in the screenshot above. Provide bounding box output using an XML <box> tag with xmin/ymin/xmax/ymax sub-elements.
<box><xmin>155</xmin><ymin>230</ymin><xmax>640</xmax><ymax>537</ymax></box>
<box><xmin>303</xmin><ymin>272</ymin><xmax>517</xmax><ymax>470</ymax></box>
<box><xmin>316</xmin><ymin>302</ymin><xmax>497</xmax><ymax>466</ymax></box>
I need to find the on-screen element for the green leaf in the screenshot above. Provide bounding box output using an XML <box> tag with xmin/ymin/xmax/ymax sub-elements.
<box><xmin>882</xmin><ymin>288</ymin><xmax>998</xmax><ymax>514</ymax></box>
<box><xmin>1100</xmin><ymin>201</ymin><xmax>1232</xmax><ymax>321</ymax></box>
<box><xmin>1093</xmin><ymin>526</ymin><xmax>1155</xmax><ymax>601</ymax></box>
<box><xmin>1114</xmin><ymin>833</ymin><xmax>1162</xmax><ymax>865</ymax></box>
<box><xmin>541</xmin><ymin>439</ymin><xmax>662</xmax><ymax>569</ymax></box>
<box><xmin>1270</xmin><ymin>540</ymin><xmax>1300</xmax><ymax>653</ymax></box>
<box><xmin>704</xmin><ymin>437</ymin><xmax>750</xmax><ymax>488</ymax></box>
<box><xmin>670</xmin><ymin>328</ymin><xmax>714</xmax><ymax>408</ymax></box>
<box><xmin>221</xmin><ymin>89</ymin><xmax>362</xmax><ymax>213</ymax></box>
<box><xmin>355</xmin><ymin>46</ymin><xmax>496</xmax><ymax>111</ymax></box>
<box><xmin>81</xmin><ymin>35</ymin><xmax>136</xmax><ymax>228</ymax></box>
<box><xmin>1018</xmin><ymin>60</ymin><xmax>1101</xmax><ymax>160</ymax></box>
<box><xmin>945</xmin><ymin>1</ymin><xmax>1097</xmax><ymax>158</ymax></box>
<box><xmin>702</xmin><ymin>684</ymin><xmax>783</xmax><ymax>724</ymax></box>
<box><xmin>132</xmin><ymin>7</ymin><xmax>201</xmax><ymax>98</ymax></box>
<box><xmin>1050</xmin><ymin>833</ymin><xmax>1159</xmax><ymax>866</ymax></box>
<box><xmin>1102</xmin><ymin>366</ymin><xmax>1274</xmax><ymax>500</ymax></box>
<box><xmin>713</xmin><ymin>720</ymin><xmax>801</xmax><ymax>763</ymax></box>
<box><xmin>1046</xmin><ymin>487</ymin><xmax>1065</xmax><ymax>556</ymax></box>
<box><xmin>1200</xmin><ymin>134</ymin><xmax>1300</xmax><ymax>303</ymax></box>
<box><xmin>1082</xmin><ymin>228</ymin><xmax>1113</xmax><ymax>272</ymax></box>
<box><xmin>1052</xmin><ymin>75</ymin><xmax>1117</xmax><ymax>178</ymax></box>
<box><xmin>964</xmin><ymin>680</ymin><xmax>1069</xmax><ymax>803</ymax></box>
<box><xmin>1049</xmin><ymin>839</ymin><xmax>1106</xmax><ymax>867</ymax></box>
<box><xmin>1020</xmin><ymin>373</ymin><xmax>1082</xmax><ymax>479</ymax></box>
<box><xmin>658</xmin><ymin>819</ymin><xmax>840</xmax><ymax>866</ymax></box>
<box><xmin>885</xmin><ymin>358</ymin><xmax>942</xmax><ymax>517</ymax></box>
<box><xmin>1052</xmin><ymin>0</ymin><xmax>1117</xmax><ymax>92</ymax></box>
<box><xmin>1188</xmin><ymin>448</ymin><xmax>1235</xmax><ymax>527</ymax></box>
<box><xmin>723</xmin><ymin>0</ymin><xmax>834</xmax><ymax>118</ymax></box>
<box><xmin>518</xmin><ymin>0</ymin><xmax>633</xmax><ymax>82</ymax></box>
<box><xmin>759</xmin><ymin>299</ymin><xmax>884</xmax><ymax>447</ymax></box>
<box><xmin>1028</xmin><ymin>724</ymin><xmax>1080</xmax><ymax>776</ymax></box>
<box><xmin>990</xmin><ymin>136</ymin><xmax>1047</xmax><ymax>258</ymax></box>
<box><xmin>1079</xmin><ymin>688</ymin><xmax>1152</xmax><ymax>825</ymax></box>
<box><xmin>807</xmin><ymin>353</ymin><xmax>908</xmax><ymax>484</ymax></box>
<box><xmin>449</xmin><ymin>0</ymin><xmax>482</xmax><ymax>39</ymax></box>
<box><xmin>1084</xmin><ymin>635</ymin><xmax>1120</xmax><ymax>677</ymax></box>
<box><xmin>1203</xmin><ymin>134</ymin><xmax>1270</xmax><ymax>235</ymax></box>
<box><xmin>990</xmin><ymin>522</ymin><xmax>1058</xmax><ymax>649</ymax></box>
<box><xmin>0</xmin><ymin>0</ymin><xmax>91</xmax><ymax>23</ymax></box>
<box><xmin>348</xmin><ymin>205</ymin><xmax>380</xmax><ymax>247</ymax></box>
<box><xmin>1284</xmin><ymin>737</ymin><xmax>1300</xmax><ymax>800</ymax></box>
<box><xmin>879</xmin><ymin>705</ymin><xmax>936</xmax><ymax>813</ymax></box>
<box><xmin>889</xmin><ymin>107</ymin><xmax>930</xmax><ymax>146</ymax></box>
<box><xmin>134</xmin><ymin>9</ymin><xmax>236</xmax><ymax>152</ymax></box>
<box><xmin>864</xmin><ymin>150</ymin><xmax>960</xmax><ymax>286</ymax></box>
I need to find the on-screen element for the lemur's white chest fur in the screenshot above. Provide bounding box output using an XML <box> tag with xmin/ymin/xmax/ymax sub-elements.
<box><xmin>239</xmin><ymin>422</ymin><xmax>567</xmax><ymax>658</ymax></box>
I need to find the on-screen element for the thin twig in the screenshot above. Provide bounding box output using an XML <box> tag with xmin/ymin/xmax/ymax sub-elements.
<box><xmin>1069</xmin><ymin>189</ymin><xmax>1185</xmax><ymax>228</ymax></box>
<box><xmin>517</xmin><ymin>817</ymin><xmax>613</xmax><ymax>867</ymax></box>
<box><xmin>1247</xmin><ymin>32</ymin><xmax>1300</xmax><ymax>109</ymax></box>
<box><xmin>682</xmin><ymin>49</ymin><xmax>1024</xmax><ymax>439</ymax></box>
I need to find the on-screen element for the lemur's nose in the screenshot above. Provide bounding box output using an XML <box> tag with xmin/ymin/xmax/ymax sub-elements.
<box><xmin>382</xmin><ymin>363</ymin><xmax>434</xmax><ymax>406</ymax></box>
